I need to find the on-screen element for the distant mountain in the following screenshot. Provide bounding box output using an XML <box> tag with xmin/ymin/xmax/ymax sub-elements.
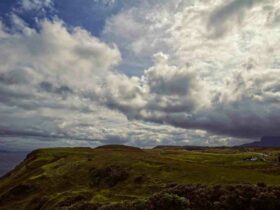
<box><xmin>153</xmin><ymin>145</ymin><xmax>229</xmax><ymax>150</ymax></box>
<box><xmin>153</xmin><ymin>145</ymin><xmax>208</xmax><ymax>150</ymax></box>
<box><xmin>240</xmin><ymin>136</ymin><xmax>280</xmax><ymax>148</ymax></box>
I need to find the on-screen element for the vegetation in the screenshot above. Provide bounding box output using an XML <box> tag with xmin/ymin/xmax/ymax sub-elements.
<box><xmin>99</xmin><ymin>184</ymin><xmax>280</xmax><ymax>210</ymax></box>
<box><xmin>0</xmin><ymin>145</ymin><xmax>280</xmax><ymax>209</ymax></box>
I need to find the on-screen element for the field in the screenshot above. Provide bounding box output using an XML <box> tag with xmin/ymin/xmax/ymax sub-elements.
<box><xmin>0</xmin><ymin>145</ymin><xmax>280</xmax><ymax>209</ymax></box>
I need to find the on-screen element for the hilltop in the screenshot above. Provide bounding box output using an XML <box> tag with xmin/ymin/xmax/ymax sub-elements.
<box><xmin>1</xmin><ymin>146</ymin><xmax>280</xmax><ymax>209</ymax></box>
<box><xmin>95</xmin><ymin>144</ymin><xmax>143</xmax><ymax>152</ymax></box>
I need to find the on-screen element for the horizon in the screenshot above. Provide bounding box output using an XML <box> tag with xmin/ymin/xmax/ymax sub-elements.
<box><xmin>2</xmin><ymin>135</ymin><xmax>280</xmax><ymax>152</ymax></box>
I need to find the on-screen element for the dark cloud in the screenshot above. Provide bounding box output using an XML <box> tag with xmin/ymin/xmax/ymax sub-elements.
<box><xmin>0</xmin><ymin>127</ymin><xmax>64</xmax><ymax>140</ymax></box>
<box><xmin>0</xmin><ymin>127</ymin><xmax>103</xmax><ymax>142</ymax></box>
<box><xmin>162</xmin><ymin>103</ymin><xmax>280</xmax><ymax>139</ymax></box>
<box><xmin>207</xmin><ymin>0</ymin><xmax>259</xmax><ymax>37</ymax></box>
<box><xmin>102</xmin><ymin>134</ymin><xmax>129</xmax><ymax>145</ymax></box>
<box><xmin>39</xmin><ymin>81</ymin><xmax>73</xmax><ymax>95</ymax></box>
<box><xmin>100</xmin><ymin>61</ymin><xmax>280</xmax><ymax>140</ymax></box>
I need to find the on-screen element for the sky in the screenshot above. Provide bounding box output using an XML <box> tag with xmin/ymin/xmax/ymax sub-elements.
<box><xmin>0</xmin><ymin>0</ymin><xmax>280</xmax><ymax>150</ymax></box>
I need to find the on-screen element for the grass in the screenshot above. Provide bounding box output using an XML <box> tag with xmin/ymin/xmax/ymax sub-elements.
<box><xmin>0</xmin><ymin>146</ymin><xmax>280</xmax><ymax>209</ymax></box>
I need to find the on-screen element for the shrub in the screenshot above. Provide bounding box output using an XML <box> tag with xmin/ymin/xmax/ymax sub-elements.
<box><xmin>146</xmin><ymin>193</ymin><xmax>189</xmax><ymax>210</ymax></box>
<box><xmin>164</xmin><ymin>184</ymin><xmax>280</xmax><ymax>210</ymax></box>
<box><xmin>134</xmin><ymin>175</ymin><xmax>146</xmax><ymax>184</ymax></box>
<box><xmin>89</xmin><ymin>165</ymin><xmax>129</xmax><ymax>187</ymax></box>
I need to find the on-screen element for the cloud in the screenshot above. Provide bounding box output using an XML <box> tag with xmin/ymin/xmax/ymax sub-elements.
<box><xmin>0</xmin><ymin>17</ymin><xmax>123</xmax><ymax>149</ymax></box>
<box><xmin>21</xmin><ymin>0</ymin><xmax>53</xmax><ymax>11</ymax></box>
<box><xmin>93</xmin><ymin>0</ymin><xmax>117</xmax><ymax>6</ymax></box>
<box><xmin>0</xmin><ymin>18</ymin><xmax>120</xmax><ymax>91</ymax></box>
<box><xmin>207</xmin><ymin>0</ymin><xmax>258</xmax><ymax>37</ymax></box>
<box><xmin>99</xmin><ymin>52</ymin><xmax>210</xmax><ymax>122</ymax></box>
<box><xmin>99</xmin><ymin>0</ymin><xmax>280</xmax><ymax>140</ymax></box>
<box><xmin>1</xmin><ymin>0</ymin><xmax>280</xmax><ymax>149</ymax></box>
<box><xmin>0</xmin><ymin>16</ymin><xmax>216</xmax><ymax>150</ymax></box>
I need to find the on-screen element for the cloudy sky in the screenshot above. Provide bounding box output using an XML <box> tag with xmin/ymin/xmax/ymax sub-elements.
<box><xmin>0</xmin><ymin>0</ymin><xmax>279</xmax><ymax>150</ymax></box>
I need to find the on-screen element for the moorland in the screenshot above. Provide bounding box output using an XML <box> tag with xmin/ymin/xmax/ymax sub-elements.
<box><xmin>1</xmin><ymin>145</ymin><xmax>280</xmax><ymax>209</ymax></box>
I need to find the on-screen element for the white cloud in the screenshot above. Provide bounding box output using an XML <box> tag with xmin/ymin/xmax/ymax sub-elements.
<box><xmin>0</xmin><ymin>19</ymin><xmax>121</xmax><ymax>91</ymax></box>
<box><xmin>21</xmin><ymin>0</ymin><xmax>53</xmax><ymax>11</ymax></box>
<box><xmin>93</xmin><ymin>0</ymin><xmax>117</xmax><ymax>6</ymax></box>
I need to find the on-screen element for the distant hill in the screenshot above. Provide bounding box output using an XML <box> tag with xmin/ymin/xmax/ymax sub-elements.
<box><xmin>154</xmin><ymin>145</ymin><xmax>208</xmax><ymax>150</ymax></box>
<box><xmin>95</xmin><ymin>144</ymin><xmax>143</xmax><ymax>152</ymax></box>
<box><xmin>153</xmin><ymin>145</ymin><xmax>229</xmax><ymax>151</ymax></box>
<box><xmin>240</xmin><ymin>136</ymin><xmax>280</xmax><ymax>148</ymax></box>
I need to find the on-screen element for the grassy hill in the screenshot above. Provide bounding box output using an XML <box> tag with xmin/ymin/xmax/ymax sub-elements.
<box><xmin>1</xmin><ymin>146</ymin><xmax>280</xmax><ymax>209</ymax></box>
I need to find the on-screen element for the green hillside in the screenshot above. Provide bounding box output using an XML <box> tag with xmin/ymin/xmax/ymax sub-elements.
<box><xmin>1</xmin><ymin>146</ymin><xmax>280</xmax><ymax>209</ymax></box>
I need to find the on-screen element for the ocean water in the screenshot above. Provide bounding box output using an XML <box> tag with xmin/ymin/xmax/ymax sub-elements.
<box><xmin>0</xmin><ymin>151</ymin><xmax>28</xmax><ymax>177</ymax></box>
